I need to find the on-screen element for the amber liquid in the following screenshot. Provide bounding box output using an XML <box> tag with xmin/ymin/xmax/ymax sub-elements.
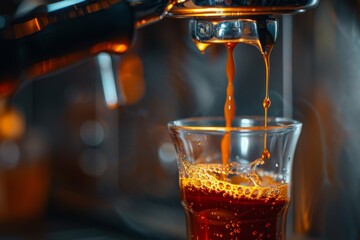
<box><xmin>261</xmin><ymin>50</ymin><xmax>272</xmax><ymax>161</ymax></box>
<box><xmin>221</xmin><ymin>43</ymin><xmax>237</xmax><ymax>165</ymax></box>
<box><xmin>221</xmin><ymin>42</ymin><xmax>271</xmax><ymax>166</ymax></box>
<box><xmin>180</xmin><ymin>163</ymin><xmax>289</xmax><ymax>240</ymax></box>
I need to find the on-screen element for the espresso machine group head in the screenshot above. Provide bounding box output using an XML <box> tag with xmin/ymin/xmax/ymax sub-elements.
<box><xmin>171</xmin><ymin>0</ymin><xmax>319</xmax><ymax>53</ymax></box>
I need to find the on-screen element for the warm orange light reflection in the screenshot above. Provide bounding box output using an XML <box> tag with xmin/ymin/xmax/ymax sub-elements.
<box><xmin>4</xmin><ymin>17</ymin><xmax>45</xmax><ymax>39</ymax></box>
<box><xmin>0</xmin><ymin>108</ymin><xmax>25</xmax><ymax>140</ymax></box>
<box><xmin>27</xmin><ymin>51</ymin><xmax>87</xmax><ymax>79</ymax></box>
<box><xmin>3</xmin><ymin>0</ymin><xmax>121</xmax><ymax>40</ymax></box>
<box><xmin>118</xmin><ymin>54</ymin><xmax>145</xmax><ymax>105</ymax></box>
<box><xmin>0</xmin><ymin>160</ymin><xmax>50</xmax><ymax>224</ymax></box>
<box><xmin>113</xmin><ymin>44</ymin><xmax>128</xmax><ymax>53</ymax></box>
<box><xmin>0</xmin><ymin>77</ymin><xmax>19</xmax><ymax>98</ymax></box>
<box><xmin>91</xmin><ymin>42</ymin><xmax>128</xmax><ymax>54</ymax></box>
<box><xmin>86</xmin><ymin>0</ymin><xmax>113</xmax><ymax>13</ymax></box>
<box><xmin>27</xmin><ymin>41</ymin><xmax>129</xmax><ymax>79</ymax></box>
<box><xmin>294</xmin><ymin>85</ymin><xmax>344</xmax><ymax>235</ymax></box>
<box><xmin>193</xmin><ymin>40</ymin><xmax>211</xmax><ymax>54</ymax></box>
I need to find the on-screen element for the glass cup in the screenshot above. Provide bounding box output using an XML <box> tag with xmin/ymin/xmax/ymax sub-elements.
<box><xmin>168</xmin><ymin>116</ymin><xmax>302</xmax><ymax>240</ymax></box>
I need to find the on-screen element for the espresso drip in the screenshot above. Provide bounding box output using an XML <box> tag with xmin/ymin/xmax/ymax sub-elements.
<box><xmin>261</xmin><ymin>49</ymin><xmax>272</xmax><ymax>161</ymax></box>
<box><xmin>221</xmin><ymin>43</ymin><xmax>237</xmax><ymax>165</ymax></box>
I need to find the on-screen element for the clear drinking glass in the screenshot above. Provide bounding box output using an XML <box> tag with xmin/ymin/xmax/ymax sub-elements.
<box><xmin>168</xmin><ymin>116</ymin><xmax>302</xmax><ymax>240</ymax></box>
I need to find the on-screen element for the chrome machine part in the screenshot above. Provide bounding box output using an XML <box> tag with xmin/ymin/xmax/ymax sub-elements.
<box><xmin>128</xmin><ymin>0</ymin><xmax>186</xmax><ymax>28</ymax></box>
<box><xmin>190</xmin><ymin>18</ymin><xmax>277</xmax><ymax>53</ymax></box>
<box><xmin>170</xmin><ymin>0</ymin><xmax>318</xmax><ymax>52</ymax></box>
<box><xmin>169</xmin><ymin>0</ymin><xmax>319</xmax><ymax>17</ymax></box>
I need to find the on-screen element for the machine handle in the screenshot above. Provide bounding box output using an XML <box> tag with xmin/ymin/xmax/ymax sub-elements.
<box><xmin>0</xmin><ymin>0</ymin><xmax>136</xmax><ymax>97</ymax></box>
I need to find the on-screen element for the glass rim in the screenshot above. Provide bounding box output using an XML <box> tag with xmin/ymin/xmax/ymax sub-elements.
<box><xmin>168</xmin><ymin>116</ymin><xmax>302</xmax><ymax>133</ymax></box>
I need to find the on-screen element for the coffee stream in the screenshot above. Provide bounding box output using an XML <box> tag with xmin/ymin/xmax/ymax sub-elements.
<box><xmin>221</xmin><ymin>42</ymin><xmax>272</xmax><ymax>182</ymax></box>
<box><xmin>261</xmin><ymin>50</ymin><xmax>272</xmax><ymax>162</ymax></box>
<box><xmin>221</xmin><ymin>43</ymin><xmax>237</xmax><ymax>166</ymax></box>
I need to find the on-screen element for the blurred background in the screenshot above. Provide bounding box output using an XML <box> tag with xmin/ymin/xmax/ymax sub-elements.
<box><xmin>0</xmin><ymin>0</ymin><xmax>359</xmax><ymax>239</ymax></box>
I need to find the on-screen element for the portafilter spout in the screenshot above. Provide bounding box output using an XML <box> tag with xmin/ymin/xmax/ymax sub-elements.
<box><xmin>189</xmin><ymin>18</ymin><xmax>278</xmax><ymax>55</ymax></box>
<box><xmin>168</xmin><ymin>0</ymin><xmax>319</xmax><ymax>52</ymax></box>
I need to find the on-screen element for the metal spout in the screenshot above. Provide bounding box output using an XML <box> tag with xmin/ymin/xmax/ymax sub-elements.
<box><xmin>190</xmin><ymin>17</ymin><xmax>277</xmax><ymax>54</ymax></box>
<box><xmin>169</xmin><ymin>0</ymin><xmax>316</xmax><ymax>53</ymax></box>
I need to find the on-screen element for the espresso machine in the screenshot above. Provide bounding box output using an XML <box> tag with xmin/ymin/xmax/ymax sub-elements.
<box><xmin>1</xmin><ymin>0</ymin><xmax>359</xmax><ymax>239</ymax></box>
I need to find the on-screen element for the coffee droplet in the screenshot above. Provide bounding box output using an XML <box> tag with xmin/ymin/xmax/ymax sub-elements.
<box><xmin>263</xmin><ymin>97</ymin><xmax>271</xmax><ymax>109</ymax></box>
<box><xmin>262</xmin><ymin>149</ymin><xmax>270</xmax><ymax>160</ymax></box>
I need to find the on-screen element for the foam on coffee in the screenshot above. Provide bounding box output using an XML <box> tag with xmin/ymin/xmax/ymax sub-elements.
<box><xmin>180</xmin><ymin>160</ymin><xmax>288</xmax><ymax>201</ymax></box>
